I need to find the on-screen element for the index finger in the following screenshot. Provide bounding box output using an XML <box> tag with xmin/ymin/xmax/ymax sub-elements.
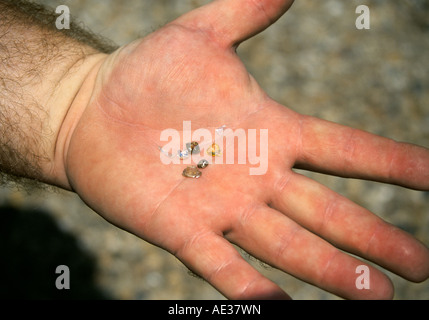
<box><xmin>294</xmin><ymin>115</ymin><xmax>429</xmax><ymax>191</ymax></box>
<box><xmin>173</xmin><ymin>230</ymin><xmax>291</xmax><ymax>299</ymax></box>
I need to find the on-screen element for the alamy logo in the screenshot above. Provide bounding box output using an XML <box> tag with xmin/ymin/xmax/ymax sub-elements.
<box><xmin>55</xmin><ymin>265</ymin><xmax>70</xmax><ymax>290</ymax></box>
<box><xmin>160</xmin><ymin>121</ymin><xmax>269</xmax><ymax>175</ymax></box>
<box><xmin>55</xmin><ymin>5</ymin><xmax>70</xmax><ymax>30</ymax></box>
<box><xmin>356</xmin><ymin>5</ymin><xmax>370</xmax><ymax>30</ymax></box>
<box><xmin>355</xmin><ymin>265</ymin><xmax>370</xmax><ymax>290</ymax></box>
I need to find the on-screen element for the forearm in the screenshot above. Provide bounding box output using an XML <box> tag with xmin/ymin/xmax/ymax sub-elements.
<box><xmin>0</xmin><ymin>0</ymin><xmax>115</xmax><ymax>189</ymax></box>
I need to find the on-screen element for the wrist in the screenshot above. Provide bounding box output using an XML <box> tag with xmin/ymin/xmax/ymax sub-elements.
<box><xmin>44</xmin><ymin>52</ymin><xmax>108</xmax><ymax>190</ymax></box>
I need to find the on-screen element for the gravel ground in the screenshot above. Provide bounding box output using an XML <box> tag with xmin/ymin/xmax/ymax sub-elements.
<box><xmin>1</xmin><ymin>0</ymin><xmax>428</xmax><ymax>300</ymax></box>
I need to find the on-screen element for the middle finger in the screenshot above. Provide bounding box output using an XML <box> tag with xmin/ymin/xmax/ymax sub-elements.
<box><xmin>269</xmin><ymin>171</ymin><xmax>429</xmax><ymax>282</ymax></box>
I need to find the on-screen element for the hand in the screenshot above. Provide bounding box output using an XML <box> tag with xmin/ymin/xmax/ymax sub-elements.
<box><xmin>63</xmin><ymin>0</ymin><xmax>429</xmax><ymax>299</ymax></box>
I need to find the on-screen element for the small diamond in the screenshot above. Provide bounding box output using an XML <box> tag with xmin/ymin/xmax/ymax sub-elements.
<box><xmin>182</xmin><ymin>166</ymin><xmax>202</xmax><ymax>178</ymax></box>
<box><xmin>207</xmin><ymin>143</ymin><xmax>221</xmax><ymax>157</ymax></box>
<box><xmin>186</xmin><ymin>141</ymin><xmax>200</xmax><ymax>154</ymax></box>
<box><xmin>159</xmin><ymin>146</ymin><xmax>174</xmax><ymax>158</ymax></box>
<box><xmin>197</xmin><ymin>159</ymin><xmax>209</xmax><ymax>169</ymax></box>
<box><xmin>178</xmin><ymin>149</ymin><xmax>189</xmax><ymax>159</ymax></box>
<box><xmin>215</xmin><ymin>125</ymin><xmax>227</xmax><ymax>136</ymax></box>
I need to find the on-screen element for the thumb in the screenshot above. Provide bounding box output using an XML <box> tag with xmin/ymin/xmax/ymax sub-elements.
<box><xmin>174</xmin><ymin>0</ymin><xmax>295</xmax><ymax>48</ymax></box>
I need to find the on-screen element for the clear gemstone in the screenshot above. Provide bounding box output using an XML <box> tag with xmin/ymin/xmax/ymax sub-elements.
<box><xmin>215</xmin><ymin>125</ymin><xmax>227</xmax><ymax>136</ymax></box>
<box><xmin>178</xmin><ymin>149</ymin><xmax>189</xmax><ymax>159</ymax></box>
<box><xmin>197</xmin><ymin>159</ymin><xmax>209</xmax><ymax>169</ymax></box>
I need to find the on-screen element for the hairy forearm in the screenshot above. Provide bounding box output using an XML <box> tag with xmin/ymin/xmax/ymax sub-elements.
<box><xmin>0</xmin><ymin>0</ymin><xmax>116</xmax><ymax>188</ymax></box>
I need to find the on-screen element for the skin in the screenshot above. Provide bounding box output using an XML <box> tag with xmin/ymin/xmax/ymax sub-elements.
<box><xmin>13</xmin><ymin>0</ymin><xmax>429</xmax><ymax>299</ymax></box>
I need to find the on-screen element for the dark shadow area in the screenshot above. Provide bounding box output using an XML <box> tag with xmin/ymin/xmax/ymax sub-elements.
<box><xmin>0</xmin><ymin>204</ymin><xmax>110</xmax><ymax>299</ymax></box>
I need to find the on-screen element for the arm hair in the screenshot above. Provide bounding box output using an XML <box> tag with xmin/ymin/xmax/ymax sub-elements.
<box><xmin>0</xmin><ymin>0</ymin><xmax>118</xmax><ymax>187</ymax></box>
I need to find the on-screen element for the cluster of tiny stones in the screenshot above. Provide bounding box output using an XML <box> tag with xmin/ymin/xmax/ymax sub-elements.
<box><xmin>181</xmin><ymin>142</ymin><xmax>217</xmax><ymax>179</ymax></box>
<box><xmin>161</xmin><ymin>125</ymin><xmax>227</xmax><ymax>179</ymax></box>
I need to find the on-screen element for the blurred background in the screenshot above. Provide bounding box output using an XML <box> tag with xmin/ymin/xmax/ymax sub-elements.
<box><xmin>0</xmin><ymin>0</ymin><xmax>428</xmax><ymax>299</ymax></box>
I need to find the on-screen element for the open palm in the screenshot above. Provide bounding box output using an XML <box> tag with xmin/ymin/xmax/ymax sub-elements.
<box><xmin>65</xmin><ymin>0</ymin><xmax>429</xmax><ymax>299</ymax></box>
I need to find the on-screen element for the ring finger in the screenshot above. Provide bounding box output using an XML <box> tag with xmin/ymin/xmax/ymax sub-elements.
<box><xmin>225</xmin><ymin>203</ymin><xmax>394</xmax><ymax>299</ymax></box>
